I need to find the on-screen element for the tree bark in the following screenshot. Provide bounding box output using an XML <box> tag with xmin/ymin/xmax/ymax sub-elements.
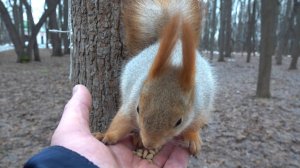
<box><xmin>256</xmin><ymin>0</ymin><xmax>279</xmax><ymax>98</ymax></box>
<box><xmin>71</xmin><ymin>0</ymin><xmax>126</xmax><ymax>132</ymax></box>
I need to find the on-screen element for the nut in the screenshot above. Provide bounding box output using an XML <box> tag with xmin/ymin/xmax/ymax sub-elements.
<box><xmin>142</xmin><ymin>150</ymin><xmax>149</xmax><ymax>159</ymax></box>
<box><xmin>149</xmin><ymin>150</ymin><xmax>156</xmax><ymax>155</ymax></box>
<box><xmin>146</xmin><ymin>153</ymin><xmax>154</xmax><ymax>160</ymax></box>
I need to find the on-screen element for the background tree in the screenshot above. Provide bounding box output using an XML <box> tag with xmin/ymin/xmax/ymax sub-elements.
<box><xmin>275</xmin><ymin>0</ymin><xmax>293</xmax><ymax>65</ymax></box>
<box><xmin>224</xmin><ymin>0</ymin><xmax>232</xmax><ymax>58</ymax></box>
<box><xmin>0</xmin><ymin>0</ymin><xmax>59</xmax><ymax>62</ymax></box>
<box><xmin>62</xmin><ymin>0</ymin><xmax>70</xmax><ymax>54</ymax></box>
<box><xmin>209</xmin><ymin>0</ymin><xmax>217</xmax><ymax>60</ymax></box>
<box><xmin>0</xmin><ymin>15</ymin><xmax>10</xmax><ymax>44</ymax></box>
<box><xmin>256</xmin><ymin>0</ymin><xmax>279</xmax><ymax>98</ymax></box>
<box><xmin>22</xmin><ymin>0</ymin><xmax>40</xmax><ymax>61</ymax></box>
<box><xmin>71</xmin><ymin>0</ymin><xmax>126</xmax><ymax>132</ymax></box>
<box><xmin>218</xmin><ymin>0</ymin><xmax>226</xmax><ymax>62</ymax></box>
<box><xmin>246</xmin><ymin>0</ymin><xmax>256</xmax><ymax>63</ymax></box>
<box><xmin>289</xmin><ymin>0</ymin><xmax>300</xmax><ymax>70</ymax></box>
<box><xmin>46</xmin><ymin>0</ymin><xmax>63</xmax><ymax>56</ymax></box>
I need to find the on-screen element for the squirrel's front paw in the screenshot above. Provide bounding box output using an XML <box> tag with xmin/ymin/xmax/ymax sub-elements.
<box><xmin>93</xmin><ymin>132</ymin><xmax>105</xmax><ymax>140</ymax></box>
<box><xmin>101</xmin><ymin>132</ymin><xmax>120</xmax><ymax>145</ymax></box>
<box><xmin>182</xmin><ymin>132</ymin><xmax>202</xmax><ymax>155</ymax></box>
<box><xmin>93</xmin><ymin>132</ymin><xmax>119</xmax><ymax>144</ymax></box>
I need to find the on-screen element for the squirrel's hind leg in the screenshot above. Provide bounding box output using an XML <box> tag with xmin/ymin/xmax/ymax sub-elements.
<box><xmin>94</xmin><ymin>107</ymin><xmax>135</xmax><ymax>145</ymax></box>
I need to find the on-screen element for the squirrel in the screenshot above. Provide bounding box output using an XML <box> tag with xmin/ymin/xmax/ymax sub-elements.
<box><xmin>94</xmin><ymin>0</ymin><xmax>216</xmax><ymax>155</ymax></box>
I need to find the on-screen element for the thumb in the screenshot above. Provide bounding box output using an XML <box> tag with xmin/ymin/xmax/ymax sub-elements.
<box><xmin>55</xmin><ymin>84</ymin><xmax>92</xmax><ymax>135</ymax></box>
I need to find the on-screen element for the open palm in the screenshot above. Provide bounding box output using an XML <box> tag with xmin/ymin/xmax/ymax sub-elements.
<box><xmin>51</xmin><ymin>85</ymin><xmax>189</xmax><ymax>168</ymax></box>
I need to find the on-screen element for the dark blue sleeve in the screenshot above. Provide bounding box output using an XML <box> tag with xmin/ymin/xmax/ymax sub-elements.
<box><xmin>24</xmin><ymin>146</ymin><xmax>98</xmax><ymax>168</ymax></box>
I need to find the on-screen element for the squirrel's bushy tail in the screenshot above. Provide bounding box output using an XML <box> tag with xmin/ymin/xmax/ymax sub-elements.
<box><xmin>122</xmin><ymin>0</ymin><xmax>203</xmax><ymax>55</ymax></box>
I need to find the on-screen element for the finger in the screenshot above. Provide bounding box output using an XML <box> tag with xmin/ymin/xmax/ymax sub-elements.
<box><xmin>117</xmin><ymin>135</ymin><xmax>135</xmax><ymax>151</ymax></box>
<box><xmin>152</xmin><ymin>143</ymin><xmax>174</xmax><ymax>167</ymax></box>
<box><xmin>56</xmin><ymin>85</ymin><xmax>92</xmax><ymax>134</ymax></box>
<box><xmin>164</xmin><ymin>146</ymin><xmax>189</xmax><ymax>168</ymax></box>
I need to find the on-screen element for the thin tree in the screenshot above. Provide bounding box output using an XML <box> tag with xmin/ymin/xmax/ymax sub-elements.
<box><xmin>210</xmin><ymin>0</ymin><xmax>217</xmax><ymax>60</ymax></box>
<box><xmin>289</xmin><ymin>0</ymin><xmax>300</xmax><ymax>70</ymax></box>
<box><xmin>236</xmin><ymin>0</ymin><xmax>246</xmax><ymax>54</ymax></box>
<box><xmin>275</xmin><ymin>0</ymin><xmax>293</xmax><ymax>65</ymax></box>
<box><xmin>224</xmin><ymin>0</ymin><xmax>232</xmax><ymax>58</ymax></box>
<box><xmin>46</xmin><ymin>0</ymin><xmax>63</xmax><ymax>56</ymax></box>
<box><xmin>202</xmin><ymin>3</ymin><xmax>210</xmax><ymax>50</ymax></box>
<box><xmin>218</xmin><ymin>0</ymin><xmax>226</xmax><ymax>62</ymax></box>
<box><xmin>62</xmin><ymin>0</ymin><xmax>70</xmax><ymax>54</ymax></box>
<box><xmin>256</xmin><ymin>0</ymin><xmax>279</xmax><ymax>98</ymax></box>
<box><xmin>246</xmin><ymin>0</ymin><xmax>256</xmax><ymax>63</ymax></box>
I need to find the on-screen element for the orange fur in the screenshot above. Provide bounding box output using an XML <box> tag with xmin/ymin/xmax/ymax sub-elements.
<box><xmin>122</xmin><ymin>0</ymin><xmax>203</xmax><ymax>55</ymax></box>
<box><xmin>122</xmin><ymin>0</ymin><xmax>145</xmax><ymax>55</ymax></box>
<box><xmin>180</xmin><ymin>21</ymin><xmax>196</xmax><ymax>91</ymax></box>
<box><xmin>95</xmin><ymin>107</ymin><xmax>135</xmax><ymax>144</ymax></box>
<box><xmin>148</xmin><ymin>15</ymin><xmax>180</xmax><ymax>80</ymax></box>
<box><xmin>181</xmin><ymin>130</ymin><xmax>202</xmax><ymax>155</ymax></box>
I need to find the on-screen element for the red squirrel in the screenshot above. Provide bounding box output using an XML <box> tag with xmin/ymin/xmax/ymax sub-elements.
<box><xmin>95</xmin><ymin>0</ymin><xmax>216</xmax><ymax>155</ymax></box>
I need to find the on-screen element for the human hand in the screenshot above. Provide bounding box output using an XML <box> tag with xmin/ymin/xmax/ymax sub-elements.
<box><xmin>51</xmin><ymin>84</ymin><xmax>190</xmax><ymax>168</ymax></box>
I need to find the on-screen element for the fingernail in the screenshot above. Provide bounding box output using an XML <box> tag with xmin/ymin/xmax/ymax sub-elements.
<box><xmin>72</xmin><ymin>85</ymin><xmax>79</xmax><ymax>95</ymax></box>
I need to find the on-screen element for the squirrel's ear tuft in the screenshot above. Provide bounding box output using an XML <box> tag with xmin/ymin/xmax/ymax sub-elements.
<box><xmin>148</xmin><ymin>14</ymin><xmax>180</xmax><ymax>80</ymax></box>
<box><xmin>179</xmin><ymin>21</ymin><xmax>196</xmax><ymax>91</ymax></box>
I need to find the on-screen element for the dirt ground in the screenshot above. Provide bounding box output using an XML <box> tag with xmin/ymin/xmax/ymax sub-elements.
<box><xmin>0</xmin><ymin>50</ymin><xmax>299</xmax><ymax>168</ymax></box>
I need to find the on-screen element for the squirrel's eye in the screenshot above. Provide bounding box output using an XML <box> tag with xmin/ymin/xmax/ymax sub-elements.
<box><xmin>137</xmin><ymin>106</ymin><xmax>139</xmax><ymax>113</ymax></box>
<box><xmin>175</xmin><ymin>118</ymin><xmax>182</xmax><ymax>127</ymax></box>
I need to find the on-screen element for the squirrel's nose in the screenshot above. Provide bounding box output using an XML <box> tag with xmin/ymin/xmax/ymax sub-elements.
<box><xmin>143</xmin><ymin>141</ymin><xmax>154</xmax><ymax>149</ymax></box>
<box><xmin>142</xmin><ymin>139</ymin><xmax>157</xmax><ymax>149</ymax></box>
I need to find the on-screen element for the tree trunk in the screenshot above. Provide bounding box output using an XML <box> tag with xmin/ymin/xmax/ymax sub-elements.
<box><xmin>63</xmin><ymin>0</ymin><xmax>70</xmax><ymax>54</ymax></box>
<box><xmin>236</xmin><ymin>0</ymin><xmax>246</xmax><ymax>54</ymax></box>
<box><xmin>71</xmin><ymin>0</ymin><xmax>126</xmax><ymax>132</ymax></box>
<box><xmin>224</xmin><ymin>0</ymin><xmax>232</xmax><ymax>58</ymax></box>
<box><xmin>19</xmin><ymin>0</ymin><xmax>25</xmax><ymax>43</ymax></box>
<box><xmin>289</xmin><ymin>1</ymin><xmax>300</xmax><ymax>70</ymax></box>
<box><xmin>33</xmin><ymin>38</ymin><xmax>40</xmax><ymax>61</ymax></box>
<box><xmin>256</xmin><ymin>0</ymin><xmax>279</xmax><ymax>98</ymax></box>
<box><xmin>218</xmin><ymin>0</ymin><xmax>226</xmax><ymax>62</ymax></box>
<box><xmin>22</xmin><ymin>0</ymin><xmax>40</xmax><ymax>61</ymax></box>
<box><xmin>246</xmin><ymin>0</ymin><xmax>256</xmax><ymax>63</ymax></box>
<box><xmin>275</xmin><ymin>0</ymin><xmax>293</xmax><ymax>65</ymax></box>
<box><xmin>210</xmin><ymin>0</ymin><xmax>217</xmax><ymax>60</ymax></box>
<box><xmin>47</xmin><ymin>0</ymin><xmax>63</xmax><ymax>56</ymax></box>
<box><xmin>202</xmin><ymin>11</ymin><xmax>210</xmax><ymax>50</ymax></box>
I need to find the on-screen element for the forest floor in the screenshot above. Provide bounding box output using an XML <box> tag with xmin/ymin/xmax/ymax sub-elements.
<box><xmin>0</xmin><ymin>50</ymin><xmax>299</xmax><ymax>168</ymax></box>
